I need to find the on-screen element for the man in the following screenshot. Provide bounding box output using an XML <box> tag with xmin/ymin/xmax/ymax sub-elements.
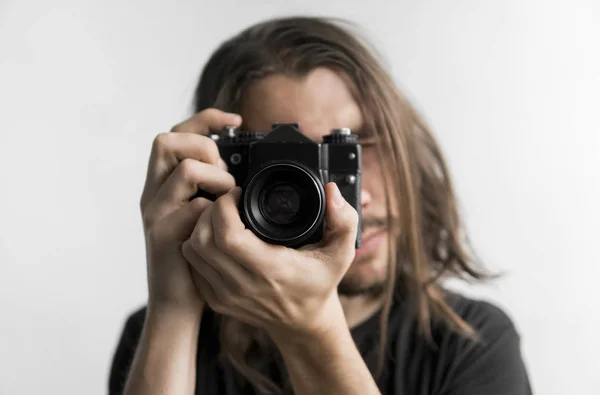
<box><xmin>109</xmin><ymin>16</ymin><xmax>532</xmax><ymax>395</ymax></box>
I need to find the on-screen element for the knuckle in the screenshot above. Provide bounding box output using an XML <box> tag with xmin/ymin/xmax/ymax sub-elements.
<box><xmin>181</xmin><ymin>239</ymin><xmax>195</xmax><ymax>259</ymax></box>
<box><xmin>202</xmin><ymin>108</ymin><xmax>220</xmax><ymax>119</ymax></box>
<box><xmin>214</xmin><ymin>231</ymin><xmax>239</xmax><ymax>252</ymax></box>
<box><xmin>178</xmin><ymin>158</ymin><xmax>198</xmax><ymax>180</ymax></box>
<box><xmin>169</xmin><ymin>123</ymin><xmax>187</xmax><ymax>134</ymax></box>
<box><xmin>194</xmin><ymin>223</ymin><xmax>212</xmax><ymax>249</ymax></box>
<box><xmin>152</xmin><ymin>132</ymin><xmax>171</xmax><ymax>154</ymax></box>
<box><xmin>190</xmin><ymin>197</ymin><xmax>210</xmax><ymax>212</ymax></box>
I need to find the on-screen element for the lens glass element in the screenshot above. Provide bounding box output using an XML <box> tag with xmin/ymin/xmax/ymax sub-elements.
<box><xmin>259</xmin><ymin>182</ymin><xmax>302</xmax><ymax>225</ymax></box>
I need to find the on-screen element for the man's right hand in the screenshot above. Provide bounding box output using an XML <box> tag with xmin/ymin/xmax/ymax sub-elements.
<box><xmin>139</xmin><ymin>108</ymin><xmax>241</xmax><ymax>313</ymax></box>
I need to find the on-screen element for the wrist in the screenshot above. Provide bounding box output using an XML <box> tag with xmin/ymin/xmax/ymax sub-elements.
<box><xmin>140</xmin><ymin>301</ymin><xmax>204</xmax><ymax>357</ymax></box>
<box><xmin>146</xmin><ymin>299</ymin><xmax>204</xmax><ymax>324</ymax></box>
<box><xmin>124</xmin><ymin>300</ymin><xmax>203</xmax><ymax>395</ymax></box>
<box><xmin>270</xmin><ymin>301</ymin><xmax>359</xmax><ymax>392</ymax></box>
<box><xmin>269</xmin><ymin>293</ymin><xmax>350</xmax><ymax>352</ymax></box>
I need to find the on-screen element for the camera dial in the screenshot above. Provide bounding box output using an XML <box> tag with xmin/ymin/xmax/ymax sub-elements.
<box><xmin>323</xmin><ymin>128</ymin><xmax>358</xmax><ymax>144</ymax></box>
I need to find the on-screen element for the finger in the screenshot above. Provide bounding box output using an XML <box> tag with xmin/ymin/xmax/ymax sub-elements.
<box><xmin>185</xmin><ymin>241</ymin><xmax>258</xmax><ymax>325</ymax></box>
<box><xmin>183</xmin><ymin>242</ymin><xmax>222</xmax><ymax>308</ymax></box>
<box><xmin>198</xmin><ymin>242</ymin><xmax>255</xmax><ymax>293</ymax></box>
<box><xmin>188</xmin><ymin>198</ymin><xmax>255</xmax><ymax>286</ymax></box>
<box><xmin>318</xmin><ymin>182</ymin><xmax>359</xmax><ymax>262</ymax></box>
<box><xmin>146</xmin><ymin>197</ymin><xmax>211</xmax><ymax>242</ymax></box>
<box><xmin>211</xmin><ymin>187</ymin><xmax>274</xmax><ymax>266</ymax></box>
<box><xmin>186</xmin><ymin>205</ymin><xmax>228</xmax><ymax>283</ymax></box>
<box><xmin>144</xmin><ymin>159</ymin><xmax>235</xmax><ymax>224</ymax></box>
<box><xmin>164</xmin><ymin>158</ymin><xmax>235</xmax><ymax>197</ymax></box>
<box><xmin>143</xmin><ymin>108</ymin><xmax>241</xmax><ymax>207</ymax></box>
<box><xmin>171</xmin><ymin>109</ymin><xmax>242</xmax><ymax>136</ymax></box>
<box><xmin>142</xmin><ymin>133</ymin><xmax>225</xmax><ymax>206</ymax></box>
<box><xmin>181</xmin><ymin>240</ymin><xmax>224</xmax><ymax>288</ymax></box>
<box><xmin>182</xmin><ymin>238</ymin><xmax>230</xmax><ymax>313</ymax></box>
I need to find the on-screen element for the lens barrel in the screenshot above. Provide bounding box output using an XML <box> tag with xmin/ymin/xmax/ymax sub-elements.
<box><xmin>241</xmin><ymin>162</ymin><xmax>325</xmax><ymax>247</ymax></box>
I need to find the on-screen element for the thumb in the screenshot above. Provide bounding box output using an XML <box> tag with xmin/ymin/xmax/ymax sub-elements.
<box><xmin>319</xmin><ymin>182</ymin><xmax>359</xmax><ymax>260</ymax></box>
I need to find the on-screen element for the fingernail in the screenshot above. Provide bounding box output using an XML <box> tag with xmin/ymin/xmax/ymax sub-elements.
<box><xmin>218</xmin><ymin>158</ymin><xmax>228</xmax><ymax>170</ymax></box>
<box><xmin>227</xmin><ymin>113</ymin><xmax>242</xmax><ymax>124</ymax></box>
<box><xmin>332</xmin><ymin>183</ymin><xmax>344</xmax><ymax>208</ymax></box>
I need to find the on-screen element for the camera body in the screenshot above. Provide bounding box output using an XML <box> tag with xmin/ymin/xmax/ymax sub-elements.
<box><xmin>197</xmin><ymin>123</ymin><xmax>362</xmax><ymax>249</ymax></box>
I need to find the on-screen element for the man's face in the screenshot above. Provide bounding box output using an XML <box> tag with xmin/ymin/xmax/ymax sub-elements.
<box><xmin>240</xmin><ymin>67</ymin><xmax>393</xmax><ymax>297</ymax></box>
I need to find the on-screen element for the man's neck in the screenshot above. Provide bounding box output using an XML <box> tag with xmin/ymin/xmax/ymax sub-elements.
<box><xmin>339</xmin><ymin>294</ymin><xmax>385</xmax><ymax>329</ymax></box>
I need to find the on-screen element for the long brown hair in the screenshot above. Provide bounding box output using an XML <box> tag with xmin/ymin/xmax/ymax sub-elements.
<box><xmin>193</xmin><ymin>16</ymin><xmax>491</xmax><ymax>394</ymax></box>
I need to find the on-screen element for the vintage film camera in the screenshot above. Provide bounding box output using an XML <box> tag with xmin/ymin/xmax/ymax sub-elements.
<box><xmin>194</xmin><ymin>123</ymin><xmax>362</xmax><ymax>248</ymax></box>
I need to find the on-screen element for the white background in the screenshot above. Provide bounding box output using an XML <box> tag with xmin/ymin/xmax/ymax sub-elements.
<box><xmin>1</xmin><ymin>1</ymin><xmax>598</xmax><ymax>394</ymax></box>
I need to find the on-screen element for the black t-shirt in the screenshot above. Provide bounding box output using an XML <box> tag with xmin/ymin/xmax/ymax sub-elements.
<box><xmin>108</xmin><ymin>293</ymin><xmax>532</xmax><ymax>395</ymax></box>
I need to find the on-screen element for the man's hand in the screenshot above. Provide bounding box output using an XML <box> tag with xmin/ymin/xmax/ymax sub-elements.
<box><xmin>182</xmin><ymin>182</ymin><xmax>359</xmax><ymax>338</ymax></box>
<box><xmin>140</xmin><ymin>109</ymin><xmax>240</xmax><ymax>313</ymax></box>
<box><xmin>182</xmin><ymin>184</ymin><xmax>382</xmax><ymax>395</ymax></box>
<box><xmin>123</xmin><ymin>109</ymin><xmax>241</xmax><ymax>395</ymax></box>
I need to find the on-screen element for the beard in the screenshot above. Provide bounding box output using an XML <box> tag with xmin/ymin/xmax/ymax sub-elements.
<box><xmin>336</xmin><ymin>215</ymin><xmax>391</xmax><ymax>298</ymax></box>
<box><xmin>337</xmin><ymin>251</ymin><xmax>387</xmax><ymax>297</ymax></box>
<box><xmin>337</xmin><ymin>277</ymin><xmax>386</xmax><ymax>297</ymax></box>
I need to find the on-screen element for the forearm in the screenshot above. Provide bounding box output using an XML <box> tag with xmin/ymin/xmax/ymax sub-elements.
<box><xmin>271</xmin><ymin>304</ymin><xmax>381</xmax><ymax>395</ymax></box>
<box><xmin>123</xmin><ymin>305</ymin><xmax>202</xmax><ymax>395</ymax></box>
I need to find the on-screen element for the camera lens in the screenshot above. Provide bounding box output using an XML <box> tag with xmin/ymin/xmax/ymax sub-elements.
<box><xmin>241</xmin><ymin>163</ymin><xmax>325</xmax><ymax>247</ymax></box>
<box><xmin>259</xmin><ymin>182</ymin><xmax>303</xmax><ymax>225</ymax></box>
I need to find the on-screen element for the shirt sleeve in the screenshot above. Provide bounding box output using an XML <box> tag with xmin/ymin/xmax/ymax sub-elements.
<box><xmin>107</xmin><ymin>308</ymin><xmax>146</xmax><ymax>395</ymax></box>
<box><xmin>439</xmin><ymin>300</ymin><xmax>533</xmax><ymax>395</ymax></box>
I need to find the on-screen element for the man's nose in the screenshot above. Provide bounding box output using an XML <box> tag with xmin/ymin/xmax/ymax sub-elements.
<box><xmin>361</xmin><ymin>189</ymin><xmax>372</xmax><ymax>208</ymax></box>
